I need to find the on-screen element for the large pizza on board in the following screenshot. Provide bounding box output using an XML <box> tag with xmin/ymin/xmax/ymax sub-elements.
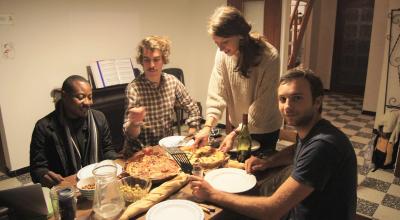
<box><xmin>125</xmin><ymin>146</ymin><xmax>180</xmax><ymax>182</ymax></box>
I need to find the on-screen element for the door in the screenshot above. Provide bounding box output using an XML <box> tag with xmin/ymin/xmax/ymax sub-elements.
<box><xmin>331</xmin><ymin>0</ymin><xmax>374</xmax><ymax>95</ymax></box>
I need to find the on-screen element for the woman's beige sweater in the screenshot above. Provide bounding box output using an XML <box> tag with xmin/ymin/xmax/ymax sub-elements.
<box><xmin>206</xmin><ymin>41</ymin><xmax>282</xmax><ymax>134</ymax></box>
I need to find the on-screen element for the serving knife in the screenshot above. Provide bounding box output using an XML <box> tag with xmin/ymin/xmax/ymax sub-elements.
<box><xmin>176</xmin><ymin>133</ymin><xmax>195</xmax><ymax>146</ymax></box>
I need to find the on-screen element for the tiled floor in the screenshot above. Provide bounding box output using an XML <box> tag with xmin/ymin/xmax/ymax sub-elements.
<box><xmin>1</xmin><ymin>92</ymin><xmax>399</xmax><ymax>219</ymax></box>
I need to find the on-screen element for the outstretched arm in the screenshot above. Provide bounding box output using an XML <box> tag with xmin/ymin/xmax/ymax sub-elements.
<box><xmin>190</xmin><ymin>174</ymin><xmax>313</xmax><ymax>220</ymax></box>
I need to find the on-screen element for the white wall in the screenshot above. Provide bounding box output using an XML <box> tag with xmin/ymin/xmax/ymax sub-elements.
<box><xmin>244</xmin><ymin>1</ymin><xmax>264</xmax><ymax>35</ymax></box>
<box><xmin>363</xmin><ymin>0</ymin><xmax>389</xmax><ymax>112</ymax></box>
<box><xmin>0</xmin><ymin>0</ymin><xmax>224</xmax><ymax>171</ymax></box>
<box><xmin>306</xmin><ymin>0</ymin><xmax>337</xmax><ymax>89</ymax></box>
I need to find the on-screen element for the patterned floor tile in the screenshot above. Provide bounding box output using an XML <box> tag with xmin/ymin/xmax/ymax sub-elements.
<box><xmin>367</xmin><ymin>170</ymin><xmax>395</xmax><ymax>184</ymax></box>
<box><xmin>354</xmin><ymin>118</ymin><xmax>371</xmax><ymax>123</ymax></box>
<box><xmin>349</xmin><ymin>120</ymin><xmax>368</xmax><ymax>128</ymax></box>
<box><xmin>331</xmin><ymin>121</ymin><xmax>346</xmax><ymax>128</ymax></box>
<box><xmin>373</xmin><ymin>205</ymin><xmax>400</xmax><ymax>220</ymax></box>
<box><xmin>365</xmin><ymin>124</ymin><xmax>375</xmax><ymax>129</ymax></box>
<box><xmin>336</xmin><ymin>107</ymin><xmax>349</xmax><ymax>112</ymax></box>
<box><xmin>394</xmin><ymin>177</ymin><xmax>400</xmax><ymax>186</ymax></box>
<box><xmin>0</xmin><ymin>178</ymin><xmax>22</xmax><ymax>190</ymax></box>
<box><xmin>348</xmin><ymin>109</ymin><xmax>363</xmax><ymax>114</ymax></box>
<box><xmin>355</xmin><ymin>132</ymin><xmax>373</xmax><ymax>139</ymax></box>
<box><xmin>327</xmin><ymin>103</ymin><xmax>341</xmax><ymax>108</ymax></box>
<box><xmin>323</xmin><ymin>115</ymin><xmax>335</xmax><ymax>122</ymax></box>
<box><xmin>358</xmin><ymin>114</ymin><xmax>374</xmax><ymax>120</ymax></box>
<box><xmin>358</xmin><ymin>174</ymin><xmax>366</xmax><ymax>185</ymax></box>
<box><xmin>381</xmin><ymin>194</ymin><xmax>400</xmax><ymax>210</ymax></box>
<box><xmin>339</xmin><ymin>114</ymin><xmax>357</xmax><ymax>121</ymax></box>
<box><xmin>342</xmin><ymin>128</ymin><xmax>359</xmax><ymax>136</ymax></box>
<box><xmin>358</xmin><ymin>165</ymin><xmax>371</xmax><ymax>176</ymax></box>
<box><xmin>329</xmin><ymin>110</ymin><xmax>345</xmax><ymax>115</ymax></box>
<box><xmin>357</xmin><ymin>155</ymin><xmax>365</xmax><ymax>166</ymax></box>
<box><xmin>360</xmin><ymin>127</ymin><xmax>374</xmax><ymax>133</ymax></box>
<box><xmin>334</xmin><ymin>118</ymin><xmax>350</xmax><ymax>124</ymax></box>
<box><xmin>357</xmin><ymin>198</ymin><xmax>379</xmax><ymax>217</ymax></box>
<box><xmin>351</xmin><ymin>136</ymin><xmax>371</xmax><ymax>145</ymax></box>
<box><xmin>387</xmin><ymin>184</ymin><xmax>400</xmax><ymax>197</ymax></box>
<box><xmin>16</xmin><ymin>173</ymin><xmax>32</xmax><ymax>185</ymax></box>
<box><xmin>360</xmin><ymin>177</ymin><xmax>391</xmax><ymax>193</ymax></box>
<box><xmin>358</xmin><ymin>186</ymin><xmax>386</xmax><ymax>204</ymax></box>
<box><xmin>344</xmin><ymin>124</ymin><xmax>362</xmax><ymax>131</ymax></box>
<box><xmin>326</xmin><ymin>112</ymin><xmax>340</xmax><ymax>117</ymax></box>
<box><xmin>352</xmin><ymin>141</ymin><xmax>366</xmax><ymax>149</ymax></box>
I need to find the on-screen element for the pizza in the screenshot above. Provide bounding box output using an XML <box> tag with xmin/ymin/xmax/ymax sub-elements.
<box><xmin>180</xmin><ymin>146</ymin><xmax>229</xmax><ymax>169</ymax></box>
<box><xmin>125</xmin><ymin>146</ymin><xmax>180</xmax><ymax>181</ymax></box>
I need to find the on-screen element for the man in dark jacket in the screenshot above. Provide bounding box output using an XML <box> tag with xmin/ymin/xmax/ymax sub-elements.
<box><xmin>30</xmin><ymin>75</ymin><xmax>119</xmax><ymax>188</ymax></box>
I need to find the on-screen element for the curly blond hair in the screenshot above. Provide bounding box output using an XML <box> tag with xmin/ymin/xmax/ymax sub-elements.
<box><xmin>136</xmin><ymin>35</ymin><xmax>171</xmax><ymax>64</ymax></box>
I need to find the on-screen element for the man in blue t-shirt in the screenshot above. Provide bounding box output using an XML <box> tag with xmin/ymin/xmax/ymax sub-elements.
<box><xmin>190</xmin><ymin>68</ymin><xmax>357</xmax><ymax>220</ymax></box>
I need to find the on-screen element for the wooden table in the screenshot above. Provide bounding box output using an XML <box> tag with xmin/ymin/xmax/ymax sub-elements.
<box><xmin>54</xmin><ymin>160</ymin><xmax>286</xmax><ymax>220</ymax></box>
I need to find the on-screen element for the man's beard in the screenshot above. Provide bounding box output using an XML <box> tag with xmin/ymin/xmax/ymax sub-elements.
<box><xmin>285</xmin><ymin>110</ymin><xmax>315</xmax><ymax>128</ymax></box>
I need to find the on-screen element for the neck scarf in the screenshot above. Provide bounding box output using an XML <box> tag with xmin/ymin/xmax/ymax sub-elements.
<box><xmin>61</xmin><ymin>107</ymin><xmax>98</xmax><ymax>172</ymax></box>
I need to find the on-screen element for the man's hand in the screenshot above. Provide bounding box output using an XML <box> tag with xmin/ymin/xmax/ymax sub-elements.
<box><xmin>218</xmin><ymin>132</ymin><xmax>236</xmax><ymax>152</ymax></box>
<box><xmin>40</xmin><ymin>171</ymin><xmax>64</xmax><ymax>188</ymax></box>
<box><xmin>193</xmin><ymin>127</ymin><xmax>211</xmax><ymax>147</ymax></box>
<box><xmin>245</xmin><ymin>156</ymin><xmax>268</xmax><ymax>173</ymax></box>
<box><xmin>127</xmin><ymin>107</ymin><xmax>146</xmax><ymax>125</ymax></box>
<box><xmin>189</xmin><ymin>175</ymin><xmax>216</xmax><ymax>201</ymax></box>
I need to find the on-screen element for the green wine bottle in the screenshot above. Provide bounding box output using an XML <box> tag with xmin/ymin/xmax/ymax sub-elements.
<box><xmin>237</xmin><ymin>114</ymin><xmax>252</xmax><ymax>162</ymax></box>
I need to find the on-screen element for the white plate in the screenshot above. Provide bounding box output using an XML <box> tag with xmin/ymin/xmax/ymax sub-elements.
<box><xmin>204</xmin><ymin>168</ymin><xmax>256</xmax><ymax>193</ymax></box>
<box><xmin>146</xmin><ymin>199</ymin><xmax>204</xmax><ymax>220</ymax></box>
<box><xmin>159</xmin><ymin>136</ymin><xmax>194</xmax><ymax>148</ymax></box>
<box><xmin>229</xmin><ymin>139</ymin><xmax>260</xmax><ymax>152</ymax></box>
<box><xmin>77</xmin><ymin>163</ymin><xmax>123</xmax><ymax>180</ymax></box>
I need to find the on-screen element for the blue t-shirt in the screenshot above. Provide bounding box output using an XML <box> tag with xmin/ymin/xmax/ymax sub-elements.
<box><xmin>288</xmin><ymin>119</ymin><xmax>357</xmax><ymax>220</ymax></box>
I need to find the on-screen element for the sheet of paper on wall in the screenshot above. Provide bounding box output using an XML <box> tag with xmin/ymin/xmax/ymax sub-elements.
<box><xmin>90</xmin><ymin>58</ymin><xmax>136</xmax><ymax>88</ymax></box>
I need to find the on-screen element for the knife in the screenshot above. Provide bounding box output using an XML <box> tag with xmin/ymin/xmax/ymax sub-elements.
<box><xmin>176</xmin><ymin>133</ymin><xmax>195</xmax><ymax>146</ymax></box>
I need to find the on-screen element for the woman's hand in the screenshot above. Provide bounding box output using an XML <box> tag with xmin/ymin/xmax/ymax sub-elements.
<box><xmin>218</xmin><ymin>131</ymin><xmax>236</xmax><ymax>152</ymax></box>
<box><xmin>193</xmin><ymin>127</ymin><xmax>211</xmax><ymax>147</ymax></box>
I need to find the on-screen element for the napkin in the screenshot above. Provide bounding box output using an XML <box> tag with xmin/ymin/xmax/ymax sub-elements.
<box><xmin>119</xmin><ymin>173</ymin><xmax>189</xmax><ymax>220</ymax></box>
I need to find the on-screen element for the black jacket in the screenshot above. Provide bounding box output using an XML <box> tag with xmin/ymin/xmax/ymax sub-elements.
<box><xmin>29</xmin><ymin>105</ymin><xmax>118</xmax><ymax>183</ymax></box>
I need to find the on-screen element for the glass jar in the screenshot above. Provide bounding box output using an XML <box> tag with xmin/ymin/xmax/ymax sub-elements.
<box><xmin>92</xmin><ymin>160</ymin><xmax>125</xmax><ymax>219</ymax></box>
<box><xmin>50</xmin><ymin>185</ymin><xmax>77</xmax><ymax>220</ymax></box>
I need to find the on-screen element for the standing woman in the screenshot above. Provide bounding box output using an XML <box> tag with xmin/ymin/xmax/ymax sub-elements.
<box><xmin>194</xmin><ymin>6</ymin><xmax>282</xmax><ymax>154</ymax></box>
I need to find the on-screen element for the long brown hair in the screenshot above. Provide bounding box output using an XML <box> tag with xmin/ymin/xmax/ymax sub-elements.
<box><xmin>208</xmin><ymin>6</ymin><xmax>266</xmax><ymax>77</ymax></box>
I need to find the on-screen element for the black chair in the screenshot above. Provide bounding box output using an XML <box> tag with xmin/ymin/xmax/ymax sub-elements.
<box><xmin>163</xmin><ymin>68</ymin><xmax>184</xmax><ymax>84</ymax></box>
<box><xmin>163</xmin><ymin>68</ymin><xmax>185</xmax><ymax>135</ymax></box>
<box><xmin>133</xmin><ymin>68</ymin><xmax>141</xmax><ymax>78</ymax></box>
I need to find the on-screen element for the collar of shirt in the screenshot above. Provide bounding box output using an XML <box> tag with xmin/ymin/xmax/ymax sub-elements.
<box><xmin>143</xmin><ymin>73</ymin><xmax>166</xmax><ymax>89</ymax></box>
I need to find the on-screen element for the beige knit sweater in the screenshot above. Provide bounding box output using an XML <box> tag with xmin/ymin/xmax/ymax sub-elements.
<box><xmin>206</xmin><ymin>41</ymin><xmax>282</xmax><ymax>134</ymax></box>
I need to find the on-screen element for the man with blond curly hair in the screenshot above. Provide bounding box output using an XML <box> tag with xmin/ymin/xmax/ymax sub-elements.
<box><xmin>123</xmin><ymin>36</ymin><xmax>201</xmax><ymax>148</ymax></box>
